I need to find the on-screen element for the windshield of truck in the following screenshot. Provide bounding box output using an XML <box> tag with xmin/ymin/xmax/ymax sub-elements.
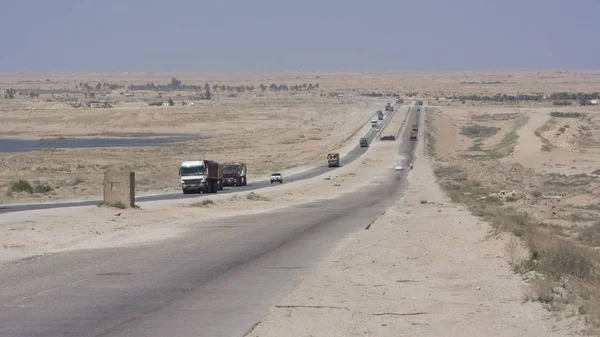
<box><xmin>328</xmin><ymin>154</ymin><xmax>338</xmax><ymax>160</ymax></box>
<box><xmin>223</xmin><ymin>165</ymin><xmax>238</xmax><ymax>173</ymax></box>
<box><xmin>181</xmin><ymin>166</ymin><xmax>204</xmax><ymax>176</ymax></box>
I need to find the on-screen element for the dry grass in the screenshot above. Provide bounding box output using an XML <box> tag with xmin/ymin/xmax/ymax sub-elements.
<box><xmin>579</xmin><ymin>222</ymin><xmax>600</xmax><ymax>247</ymax></box>
<box><xmin>429</xmin><ymin>113</ymin><xmax>600</xmax><ymax>333</ymax></box>
<box><xmin>246</xmin><ymin>192</ymin><xmax>271</xmax><ymax>201</ymax></box>
<box><xmin>460</xmin><ymin>125</ymin><xmax>501</xmax><ymax>138</ymax></box>
<box><xmin>190</xmin><ymin>199</ymin><xmax>215</xmax><ymax>207</ymax></box>
<box><xmin>98</xmin><ymin>201</ymin><xmax>126</xmax><ymax>209</ymax></box>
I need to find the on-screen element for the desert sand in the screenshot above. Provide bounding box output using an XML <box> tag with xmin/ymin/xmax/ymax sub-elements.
<box><xmin>3</xmin><ymin>71</ymin><xmax>600</xmax><ymax>334</ymax></box>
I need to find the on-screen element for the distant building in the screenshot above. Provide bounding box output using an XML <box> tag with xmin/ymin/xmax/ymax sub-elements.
<box><xmin>590</xmin><ymin>99</ymin><xmax>598</xmax><ymax>105</ymax></box>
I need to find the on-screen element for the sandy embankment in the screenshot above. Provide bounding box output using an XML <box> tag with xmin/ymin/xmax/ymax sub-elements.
<box><xmin>247</xmin><ymin>112</ymin><xmax>576</xmax><ymax>337</ymax></box>
<box><xmin>0</xmin><ymin>106</ymin><xmax>410</xmax><ymax>263</ymax></box>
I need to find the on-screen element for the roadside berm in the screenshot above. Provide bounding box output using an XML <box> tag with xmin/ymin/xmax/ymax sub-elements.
<box><xmin>246</xmin><ymin>131</ymin><xmax>577</xmax><ymax>337</ymax></box>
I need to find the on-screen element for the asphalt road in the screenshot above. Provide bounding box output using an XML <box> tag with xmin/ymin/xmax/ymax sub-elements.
<box><xmin>0</xmin><ymin>104</ymin><xmax>403</xmax><ymax>214</ymax></box>
<box><xmin>0</xmin><ymin>107</ymin><xmax>420</xmax><ymax>337</ymax></box>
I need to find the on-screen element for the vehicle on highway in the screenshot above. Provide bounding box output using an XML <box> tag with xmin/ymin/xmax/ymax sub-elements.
<box><xmin>380</xmin><ymin>135</ymin><xmax>396</xmax><ymax>141</ymax></box>
<box><xmin>222</xmin><ymin>162</ymin><xmax>247</xmax><ymax>186</ymax></box>
<box><xmin>327</xmin><ymin>152</ymin><xmax>340</xmax><ymax>167</ymax></box>
<box><xmin>270</xmin><ymin>173</ymin><xmax>283</xmax><ymax>184</ymax></box>
<box><xmin>375</xmin><ymin>128</ymin><xmax>380</xmax><ymax>132</ymax></box>
<box><xmin>394</xmin><ymin>164</ymin><xmax>403</xmax><ymax>171</ymax></box>
<box><xmin>359</xmin><ymin>138</ymin><xmax>369</xmax><ymax>147</ymax></box>
<box><xmin>180</xmin><ymin>160</ymin><xmax>220</xmax><ymax>194</ymax></box>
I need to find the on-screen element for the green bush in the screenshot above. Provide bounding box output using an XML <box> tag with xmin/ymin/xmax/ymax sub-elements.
<box><xmin>11</xmin><ymin>180</ymin><xmax>33</xmax><ymax>194</ymax></box>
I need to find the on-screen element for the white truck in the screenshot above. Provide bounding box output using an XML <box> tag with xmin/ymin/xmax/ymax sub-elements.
<box><xmin>179</xmin><ymin>160</ymin><xmax>220</xmax><ymax>194</ymax></box>
<box><xmin>371</xmin><ymin>118</ymin><xmax>378</xmax><ymax>127</ymax></box>
<box><xmin>270</xmin><ymin>173</ymin><xmax>283</xmax><ymax>184</ymax></box>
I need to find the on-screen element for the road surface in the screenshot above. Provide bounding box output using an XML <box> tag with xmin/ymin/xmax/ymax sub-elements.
<box><xmin>0</xmin><ymin>107</ymin><xmax>419</xmax><ymax>337</ymax></box>
<box><xmin>0</xmin><ymin>104</ymin><xmax>404</xmax><ymax>214</ymax></box>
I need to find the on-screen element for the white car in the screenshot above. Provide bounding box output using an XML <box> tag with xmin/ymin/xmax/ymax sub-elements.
<box><xmin>394</xmin><ymin>164</ymin><xmax>403</xmax><ymax>171</ymax></box>
<box><xmin>375</xmin><ymin>128</ymin><xmax>380</xmax><ymax>132</ymax></box>
<box><xmin>270</xmin><ymin>173</ymin><xmax>283</xmax><ymax>184</ymax></box>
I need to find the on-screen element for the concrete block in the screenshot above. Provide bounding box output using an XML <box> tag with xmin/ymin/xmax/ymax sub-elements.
<box><xmin>103</xmin><ymin>171</ymin><xmax>135</xmax><ymax>208</ymax></box>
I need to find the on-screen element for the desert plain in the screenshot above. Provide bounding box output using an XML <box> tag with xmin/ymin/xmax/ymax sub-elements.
<box><xmin>2</xmin><ymin>71</ymin><xmax>600</xmax><ymax>335</ymax></box>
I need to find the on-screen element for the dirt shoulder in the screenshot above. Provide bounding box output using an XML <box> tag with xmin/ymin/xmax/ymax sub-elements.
<box><xmin>246</xmin><ymin>112</ymin><xmax>578</xmax><ymax>337</ymax></box>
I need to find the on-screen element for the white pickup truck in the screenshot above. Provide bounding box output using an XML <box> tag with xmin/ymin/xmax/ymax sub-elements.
<box><xmin>270</xmin><ymin>173</ymin><xmax>283</xmax><ymax>184</ymax></box>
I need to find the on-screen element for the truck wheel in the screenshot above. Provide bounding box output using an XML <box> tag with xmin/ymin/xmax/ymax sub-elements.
<box><xmin>182</xmin><ymin>188</ymin><xmax>189</xmax><ymax>194</ymax></box>
<box><xmin>242</xmin><ymin>177</ymin><xmax>247</xmax><ymax>186</ymax></box>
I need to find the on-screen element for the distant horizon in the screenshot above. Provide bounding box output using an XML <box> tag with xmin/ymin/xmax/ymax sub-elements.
<box><xmin>1</xmin><ymin>69</ymin><xmax>599</xmax><ymax>75</ymax></box>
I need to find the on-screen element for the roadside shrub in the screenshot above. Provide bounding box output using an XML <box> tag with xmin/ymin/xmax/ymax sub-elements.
<box><xmin>191</xmin><ymin>199</ymin><xmax>214</xmax><ymax>207</ymax></box>
<box><xmin>550</xmin><ymin>111</ymin><xmax>585</xmax><ymax>118</ymax></box>
<box><xmin>539</xmin><ymin>242</ymin><xmax>594</xmax><ymax>281</ymax></box>
<box><xmin>11</xmin><ymin>180</ymin><xmax>33</xmax><ymax>194</ymax></box>
<box><xmin>34</xmin><ymin>183</ymin><xmax>53</xmax><ymax>193</ymax></box>
<box><xmin>98</xmin><ymin>201</ymin><xmax>126</xmax><ymax>209</ymax></box>
<box><xmin>541</xmin><ymin>144</ymin><xmax>552</xmax><ymax>152</ymax></box>
<box><xmin>246</xmin><ymin>192</ymin><xmax>270</xmax><ymax>201</ymax></box>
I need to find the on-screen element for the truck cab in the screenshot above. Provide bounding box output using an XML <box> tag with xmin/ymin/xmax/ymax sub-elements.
<box><xmin>360</xmin><ymin>138</ymin><xmax>369</xmax><ymax>147</ymax></box>
<box><xmin>327</xmin><ymin>152</ymin><xmax>340</xmax><ymax>167</ymax></box>
<box><xmin>222</xmin><ymin>162</ymin><xmax>247</xmax><ymax>186</ymax></box>
<box><xmin>179</xmin><ymin>160</ymin><xmax>219</xmax><ymax>194</ymax></box>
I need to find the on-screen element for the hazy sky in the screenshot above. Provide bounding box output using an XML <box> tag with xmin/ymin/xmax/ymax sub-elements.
<box><xmin>1</xmin><ymin>0</ymin><xmax>598</xmax><ymax>72</ymax></box>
